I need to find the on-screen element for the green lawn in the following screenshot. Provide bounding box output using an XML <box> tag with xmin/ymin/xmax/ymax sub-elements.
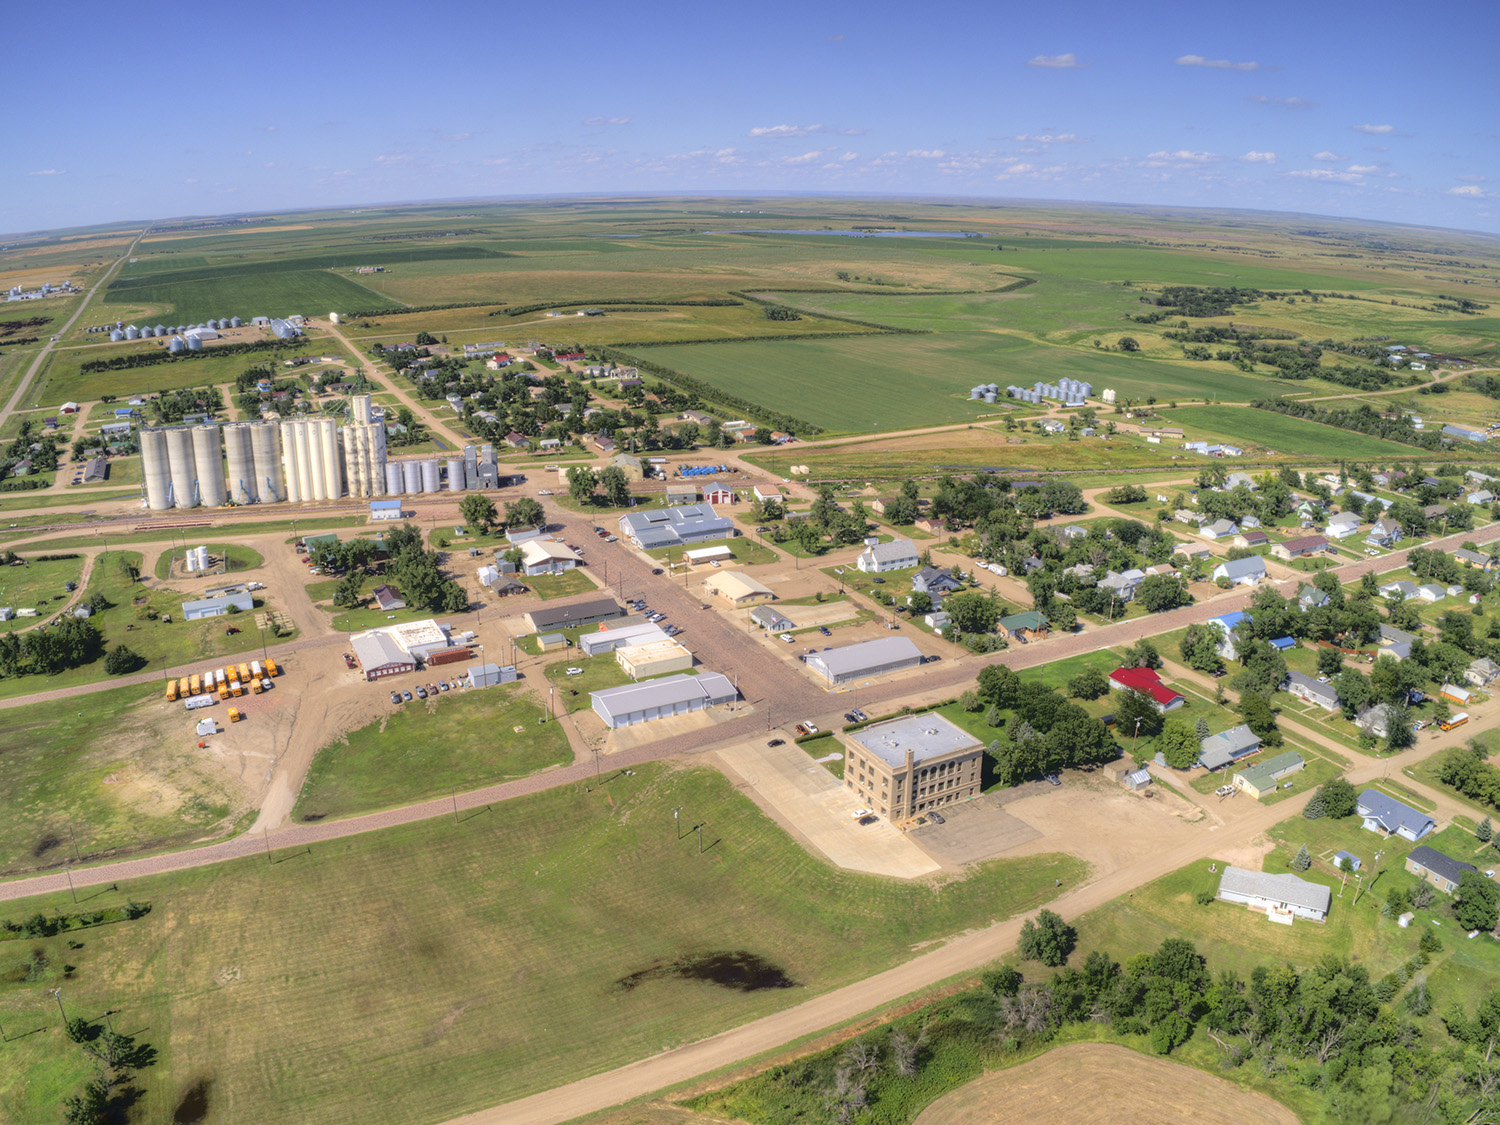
<box><xmin>151</xmin><ymin>543</ymin><xmax>264</xmax><ymax>581</ymax></box>
<box><xmin>0</xmin><ymin>683</ymin><xmax>242</xmax><ymax>875</ymax></box>
<box><xmin>530</xmin><ymin>567</ymin><xmax>599</xmax><ymax>600</ymax></box>
<box><xmin>543</xmin><ymin>653</ymin><xmax>633</xmax><ymax>710</ymax></box>
<box><xmin>0</xmin><ymin>556</ymin><xmax>86</xmax><ymax>631</ymax></box>
<box><xmin>1169</xmin><ymin>405</ymin><xmax>1439</xmax><ymax>460</ymax></box>
<box><xmin>0</xmin><ymin>762</ymin><xmax>1086</xmax><ymax>1125</ymax></box>
<box><xmin>293</xmin><ymin>686</ymin><xmax>572</xmax><ymax>821</ymax></box>
<box><xmin>644</xmin><ymin>536</ymin><xmax>780</xmax><ymax>566</ymax></box>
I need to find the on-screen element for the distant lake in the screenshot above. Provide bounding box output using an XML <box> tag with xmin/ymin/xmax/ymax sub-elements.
<box><xmin>707</xmin><ymin>229</ymin><xmax>984</xmax><ymax>239</ymax></box>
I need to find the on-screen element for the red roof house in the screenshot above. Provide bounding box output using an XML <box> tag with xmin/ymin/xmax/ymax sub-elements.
<box><xmin>1108</xmin><ymin>666</ymin><xmax>1185</xmax><ymax>712</ymax></box>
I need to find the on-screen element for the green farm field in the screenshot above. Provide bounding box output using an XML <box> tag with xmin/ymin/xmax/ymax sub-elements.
<box><xmin>1168</xmin><ymin>404</ymin><xmax>1438</xmax><ymax>459</ymax></box>
<box><xmin>101</xmin><ymin>268</ymin><xmax>400</xmax><ymax>324</ymax></box>
<box><xmin>0</xmin><ymin>762</ymin><xmax>1085</xmax><ymax>1125</ymax></box>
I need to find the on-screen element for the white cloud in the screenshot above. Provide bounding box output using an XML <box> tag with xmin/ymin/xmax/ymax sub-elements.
<box><xmin>1014</xmin><ymin>133</ymin><xmax>1087</xmax><ymax>145</ymax></box>
<box><xmin>827</xmin><ymin>33</ymin><xmax>845</xmax><ymax>42</ymax></box>
<box><xmin>1248</xmin><ymin>95</ymin><xmax>1316</xmax><ymax>108</ymax></box>
<box><xmin>1177</xmin><ymin>54</ymin><xmax>1259</xmax><ymax>71</ymax></box>
<box><xmin>749</xmin><ymin>124</ymin><xmax>822</xmax><ymax>138</ymax></box>
<box><xmin>373</xmin><ymin>153</ymin><xmax>411</xmax><ymax>165</ymax></box>
<box><xmin>1004</xmin><ymin>163</ymin><xmax>1034</xmax><ymax>174</ymax></box>
<box><xmin>839</xmin><ymin>151</ymin><xmax>858</xmax><ymax>161</ymax></box>
<box><xmin>1448</xmin><ymin>185</ymin><xmax>1489</xmax><ymax>198</ymax></box>
<box><xmin>1352</xmin><ymin>123</ymin><xmax>1394</xmax><ymax>134</ymax></box>
<box><xmin>583</xmin><ymin>116</ymin><xmax>631</xmax><ymax>127</ymax></box>
<box><xmin>1311</xmin><ymin>151</ymin><xmax>1343</xmax><ymax>162</ymax></box>
<box><xmin>1288</xmin><ymin>168</ymin><xmax>1364</xmax><ymax>183</ymax></box>
<box><xmin>1241</xmin><ymin>151</ymin><xmax>1277</xmax><ymax>163</ymax></box>
<box><xmin>906</xmin><ymin>149</ymin><xmax>945</xmax><ymax>159</ymax></box>
<box><xmin>26</xmin><ymin>169</ymin><xmax>65</xmax><ymax>176</ymax></box>
<box><xmin>839</xmin><ymin>126</ymin><xmax>865</xmax><ymax>136</ymax></box>
<box><xmin>1027</xmin><ymin>53</ymin><xmax>1080</xmax><ymax>68</ymax></box>
<box><xmin>1146</xmin><ymin>150</ymin><xmax>1220</xmax><ymax>164</ymax></box>
<box><xmin>1346</xmin><ymin>164</ymin><xmax>1378</xmax><ymax>174</ymax></box>
<box><xmin>783</xmin><ymin>151</ymin><xmax>822</xmax><ymax>164</ymax></box>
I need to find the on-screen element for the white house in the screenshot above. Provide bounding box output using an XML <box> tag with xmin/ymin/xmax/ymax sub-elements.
<box><xmin>1213</xmin><ymin>556</ymin><xmax>1267</xmax><ymax>586</ymax></box>
<box><xmin>1216</xmin><ymin>867</ymin><xmax>1331</xmax><ymax>924</ymax></box>
<box><xmin>856</xmin><ymin>538</ymin><xmax>919</xmax><ymax>574</ymax></box>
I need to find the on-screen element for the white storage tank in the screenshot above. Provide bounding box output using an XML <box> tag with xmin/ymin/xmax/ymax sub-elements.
<box><xmin>421</xmin><ymin>459</ymin><xmax>440</xmax><ymax>493</ymax></box>
<box><xmin>224</xmin><ymin>423</ymin><xmax>258</xmax><ymax>504</ymax></box>
<box><xmin>251</xmin><ymin>422</ymin><xmax>283</xmax><ymax>502</ymax></box>
<box><xmin>385</xmin><ymin>461</ymin><xmax>404</xmax><ymax>494</ymax></box>
<box><xmin>166</xmin><ymin>427</ymin><xmax>198</xmax><ymax>510</ymax></box>
<box><xmin>193</xmin><ymin>425</ymin><xmax>226</xmax><ymax>508</ymax></box>
<box><xmin>447</xmin><ymin>458</ymin><xmax>465</xmax><ymax>490</ymax></box>
<box><xmin>184</xmin><ymin>549</ymin><xmax>199</xmax><ymax>574</ymax></box>
<box><xmin>402</xmin><ymin>460</ymin><xmax>422</xmax><ymax>494</ymax></box>
<box><xmin>194</xmin><ymin>545</ymin><xmax>210</xmax><ymax>571</ymax></box>
<box><xmin>140</xmin><ymin>428</ymin><xmax>173</xmax><ymax>510</ymax></box>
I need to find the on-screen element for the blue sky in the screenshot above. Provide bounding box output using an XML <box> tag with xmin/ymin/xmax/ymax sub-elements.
<box><xmin>7</xmin><ymin>0</ymin><xmax>1498</xmax><ymax>236</ymax></box>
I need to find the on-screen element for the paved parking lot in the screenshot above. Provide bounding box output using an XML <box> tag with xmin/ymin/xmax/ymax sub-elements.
<box><xmin>906</xmin><ymin>795</ymin><xmax>1042</xmax><ymax>865</ymax></box>
<box><xmin>715</xmin><ymin>738</ymin><xmax>940</xmax><ymax>878</ymax></box>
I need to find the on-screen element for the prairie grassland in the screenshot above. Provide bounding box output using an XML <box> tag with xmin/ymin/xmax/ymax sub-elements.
<box><xmin>0</xmin><ymin>763</ymin><xmax>1085</xmax><ymax>1125</ymax></box>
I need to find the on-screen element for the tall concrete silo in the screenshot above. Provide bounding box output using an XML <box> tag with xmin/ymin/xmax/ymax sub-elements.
<box><xmin>385</xmin><ymin>461</ymin><xmax>404</xmax><ymax>495</ymax></box>
<box><xmin>447</xmin><ymin>458</ymin><xmax>465</xmax><ymax>490</ymax></box>
<box><xmin>251</xmin><ymin>422</ymin><xmax>283</xmax><ymax>503</ymax></box>
<box><xmin>421</xmin><ymin>459</ymin><xmax>440</xmax><ymax>493</ymax></box>
<box><xmin>140</xmin><ymin>428</ymin><xmax>173</xmax><ymax>510</ymax></box>
<box><xmin>341</xmin><ymin>427</ymin><xmax>365</xmax><ymax>497</ymax></box>
<box><xmin>315</xmin><ymin>417</ymin><xmax>341</xmax><ymax>499</ymax></box>
<box><xmin>165</xmin><ymin>427</ymin><xmax>198</xmax><ymax>509</ymax></box>
<box><xmin>280</xmin><ymin>420</ymin><xmax>306</xmax><ymax>503</ymax></box>
<box><xmin>193</xmin><ymin>425</ymin><xmax>226</xmax><ymax>508</ymax></box>
<box><xmin>224</xmin><ymin>423</ymin><xmax>258</xmax><ymax>504</ymax></box>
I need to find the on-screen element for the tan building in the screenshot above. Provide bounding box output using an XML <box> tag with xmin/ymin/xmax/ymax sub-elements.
<box><xmin>703</xmin><ymin>570</ymin><xmax>774</xmax><ymax>607</ymax></box>
<box><xmin>616</xmin><ymin>639</ymin><xmax>694</xmax><ymax>678</ymax></box>
<box><xmin>841</xmin><ymin>714</ymin><xmax>983</xmax><ymax>821</ymax></box>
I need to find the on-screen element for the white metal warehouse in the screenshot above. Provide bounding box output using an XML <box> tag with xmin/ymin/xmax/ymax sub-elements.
<box><xmin>591</xmin><ymin>672</ymin><xmax>736</xmax><ymax>729</ymax></box>
<box><xmin>805</xmin><ymin>636</ymin><xmax>923</xmax><ymax>685</ymax></box>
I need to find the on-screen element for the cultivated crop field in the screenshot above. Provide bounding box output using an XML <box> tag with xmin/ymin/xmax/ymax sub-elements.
<box><xmin>0</xmin><ymin>763</ymin><xmax>1084</xmax><ymax>1125</ymax></box>
<box><xmin>1167</xmin><ymin>404</ymin><xmax>1438</xmax><ymax>459</ymax></box>
<box><xmin>101</xmin><ymin>267</ymin><xmax>400</xmax><ymax>324</ymax></box>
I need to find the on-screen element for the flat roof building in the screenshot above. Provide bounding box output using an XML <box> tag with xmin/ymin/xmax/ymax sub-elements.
<box><xmin>468</xmin><ymin>663</ymin><xmax>518</xmax><ymax>688</ymax></box>
<box><xmin>525</xmin><ymin>598</ymin><xmax>623</xmax><ymax>633</ymax></box>
<box><xmin>591</xmin><ymin>671</ymin><xmax>737</xmax><ymax>729</ymax></box>
<box><xmin>578</xmin><ymin>620</ymin><xmax>668</xmax><ymax>656</ymax></box>
<box><xmin>616</xmin><ymin>639</ymin><xmax>694</xmax><ymax>678</ymax></box>
<box><xmin>805</xmin><ymin>636</ymin><xmax>923</xmax><ymax>685</ymax></box>
<box><xmin>181</xmin><ymin>591</ymin><xmax>255</xmax><ymax>620</ymax></box>
<box><xmin>842</xmin><ymin>713</ymin><xmax>983</xmax><ymax>822</ymax></box>
<box><xmin>618</xmin><ymin>503</ymin><xmax>736</xmax><ymax>549</ymax></box>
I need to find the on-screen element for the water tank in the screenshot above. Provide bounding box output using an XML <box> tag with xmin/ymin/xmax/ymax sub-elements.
<box><xmin>252</xmin><ymin>422</ymin><xmax>283</xmax><ymax>503</ymax></box>
<box><xmin>186</xmin><ymin>335</ymin><xmax>204</xmax><ymax>351</ymax></box>
<box><xmin>193</xmin><ymin>545</ymin><xmax>210</xmax><ymax>572</ymax></box>
<box><xmin>184</xmin><ymin>550</ymin><xmax>198</xmax><ymax>574</ymax></box>
<box><xmin>385</xmin><ymin>461</ymin><xmax>404</xmax><ymax>494</ymax></box>
<box><xmin>224</xmin><ymin>423</ymin><xmax>258</xmax><ymax>504</ymax></box>
<box><xmin>230</xmin><ymin>316</ymin><xmax>242</xmax><ymax>328</ymax></box>
<box><xmin>193</xmin><ymin>425</ymin><xmax>226</xmax><ymax>508</ymax></box>
<box><xmin>447</xmin><ymin>458</ymin><xmax>465</xmax><ymax>490</ymax></box>
<box><xmin>402</xmin><ymin>460</ymin><xmax>422</xmax><ymax>493</ymax></box>
<box><xmin>168</xmin><ymin>336</ymin><xmax>185</xmax><ymax>354</ymax></box>
<box><xmin>316</xmin><ymin>417</ymin><xmax>341</xmax><ymax>499</ymax></box>
<box><xmin>421</xmin><ymin>459</ymin><xmax>440</xmax><ymax>493</ymax></box>
<box><xmin>166</xmin><ymin>427</ymin><xmax>198</xmax><ymax>509</ymax></box>
<box><xmin>140</xmin><ymin>428</ymin><xmax>172</xmax><ymax>510</ymax></box>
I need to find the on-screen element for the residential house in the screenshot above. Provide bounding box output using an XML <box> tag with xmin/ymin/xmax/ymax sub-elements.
<box><xmin>1208</xmin><ymin>611</ymin><xmax>1249</xmax><ymax>660</ymax></box>
<box><xmin>1296</xmin><ymin>584</ymin><xmax>1330</xmax><ymax>610</ymax></box>
<box><xmin>1405</xmin><ymin>846</ymin><xmax>1477</xmax><ymax>894</ymax></box>
<box><xmin>1454</xmin><ymin>548</ymin><xmax>1492</xmax><ymax>569</ymax></box>
<box><xmin>1468</xmin><ymin>489</ymin><xmax>1495</xmax><ymax>505</ymax></box>
<box><xmin>856</xmin><ymin>538</ymin><xmax>919</xmax><ymax>574</ymax></box>
<box><xmin>1198</xmin><ymin>724</ymin><xmax>1262</xmax><ymax>771</ymax></box>
<box><xmin>1224</xmin><ymin>472</ymin><xmax>1258</xmax><ymax>491</ymax></box>
<box><xmin>1240</xmin><ymin>514</ymin><xmax>1262</xmax><ymax>529</ymax></box>
<box><xmin>1107</xmin><ymin>666</ymin><xmax>1185</xmax><ymax>713</ymax></box>
<box><xmin>1213</xmin><ymin>556</ymin><xmax>1267</xmax><ymax>586</ymax></box>
<box><xmin>913</xmin><ymin>517</ymin><xmax>945</xmax><ymax>535</ymax></box>
<box><xmin>1378</xmin><ymin>579</ymin><xmax>1419</xmax><ymax>600</ymax></box>
<box><xmin>1233</xmin><ymin>751</ymin><xmax>1306</xmax><ymax>798</ymax></box>
<box><xmin>1234</xmin><ymin>529</ymin><xmax>1270</xmax><ymax>549</ymax></box>
<box><xmin>1285</xmin><ymin>670</ymin><xmax>1339</xmax><ymax>711</ymax></box>
<box><xmin>1175</xmin><ymin>509</ymin><xmax>1206</xmax><ymax>526</ymax></box>
<box><xmin>1059</xmin><ymin>524</ymin><xmax>1089</xmax><ymax>540</ymax></box>
<box><xmin>1216</xmin><ymin>867</ymin><xmax>1330</xmax><ymax>924</ymax></box>
<box><xmin>1465</xmin><ymin>657</ymin><xmax>1500</xmax><ymax>688</ymax></box>
<box><xmin>1356</xmin><ymin>703</ymin><xmax>1394</xmax><ymax>738</ymax></box>
<box><xmin>999</xmin><ymin>611</ymin><xmax>1049</xmax><ymax>642</ymax></box>
<box><xmin>1201</xmin><ymin>518</ymin><xmax>1239</xmax><ymax>540</ymax></box>
<box><xmin>870</xmin><ymin>497</ymin><xmax>897</xmax><ymax>515</ymax></box>
<box><xmin>519</xmin><ymin>539</ymin><xmax>583</xmax><ymax>576</ymax></box>
<box><xmin>924</xmin><ymin>610</ymin><xmax>952</xmax><ymax>631</ymax></box>
<box><xmin>1099</xmin><ymin>568</ymin><xmax>1145</xmax><ymax>602</ymax></box>
<box><xmin>1271</xmin><ymin>534</ymin><xmax>1330</xmax><ymax>560</ymax></box>
<box><xmin>1377</xmin><ymin>624</ymin><xmax>1416</xmax><ymax>661</ymax></box>
<box><xmin>1356</xmin><ymin>789</ymin><xmax>1436</xmax><ymax>841</ymax></box>
<box><xmin>372</xmin><ymin>585</ymin><xmax>406</xmax><ymax>612</ymax></box>
<box><xmin>1326</xmin><ymin>513</ymin><xmax>1363</xmax><ymax>540</ymax></box>
<box><xmin>1365</xmin><ymin>518</ymin><xmax>1403</xmax><ymax>548</ymax></box>
<box><xmin>912</xmin><ymin>567</ymin><xmax>963</xmax><ymax>597</ymax></box>
<box><xmin>1424</xmin><ymin>504</ymin><xmax>1449</xmax><ymax>522</ymax></box>
<box><xmin>592</xmin><ymin>434</ymin><xmax>617</xmax><ymax>454</ymax></box>
<box><xmin>1415</xmin><ymin>584</ymin><xmax>1448</xmax><ymax>604</ymax></box>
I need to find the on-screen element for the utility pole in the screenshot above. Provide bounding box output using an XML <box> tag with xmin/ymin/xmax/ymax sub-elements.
<box><xmin>673</xmin><ymin>805</ymin><xmax>683</xmax><ymax>839</ymax></box>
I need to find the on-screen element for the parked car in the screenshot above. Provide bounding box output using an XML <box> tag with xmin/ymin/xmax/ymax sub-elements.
<box><xmin>794</xmin><ymin>723</ymin><xmax>808</xmax><ymax>736</ymax></box>
<box><xmin>439</xmin><ymin>681</ymin><xmax>449</xmax><ymax>691</ymax></box>
<box><xmin>538</xmin><ymin>488</ymin><xmax>552</xmax><ymax>495</ymax></box>
<box><xmin>844</xmin><ymin>712</ymin><xmax>858</xmax><ymax>723</ymax></box>
<box><xmin>851</xmin><ymin>808</ymin><xmax>873</xmax><ymax>819</ymax></box>
<box><xmin>779</xmin><ymin>633</ymin><xmax>795</xmax><ymax>643</ymax></box>
<box><xmin>1044</xmin><ymin>773</ymin><xmax>1062</xmax><ymax>787</ymax></box>
<box><xmin>767</xmin><ymin>738</ymin><xmax>785</xmax><ymax>747</ymax></box>
<box><xmin>928</xmin><ymin>812</ymin><xmax>945</xmax><ymax>825</ymax></box>
<box><xmin>389</xmin><ymin>691</ymin><xmax>401</xmax><ymax>704</ymax></box>
<box><xmin>850</xmin><ymin>708</ymin><xmax>868</xmax><ymax>722</ymax></box>
<box><xmin>415</xmin><ymin>687</ymin><xmax>427</xmax><ymax>699</ymax></box>
<box><xmin>651</xmin><ymin>568</ymin><xmax>664</xmax><ymax>575</ymax></box>
<box><xmin>872</xmin><ymin>576</ymin><xmax>885</xmax><ymax>584</ymax></box>
<box><xmin>804</xmin><ymin>722</ymin><xmax>820</xmax><ymax>735</ymax></box>
<box><xmin>818</xmin><ymin>626</ymin><xmax>832</xmax><ymax>636</ymax></box>
<box><xmin>565</xmin><ymin>667</ymin><xmax>583</xmax><ymax>676</ymax></box>
<box><xmin>402</xmin><ymin>690</ymin><xmax>413</xmax><ymax>702</ymax></box>
<box><xmin>857</xmin><ymin>815</ymin><xmax>879</xmax><ymax>826</ymax></box>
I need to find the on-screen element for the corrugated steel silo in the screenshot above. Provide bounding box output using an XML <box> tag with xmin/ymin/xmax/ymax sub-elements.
<box><xmin>166</xmin><ymin>427</ymin><xmax>198</xmax><ymax>509</ymax></box>
<box><xmin>124</xmin><ymin>325</ymin><xmax>140</xmax><ymax>340</ymax></box>
<box><xmin>984</xmin><ymin>392</ymin><xmax>997</xmax><ymax>403</ymax></box>
<box><xmin>447</xmin><ymin>457</ymin><xmax>465</xmax><ymax>490</ymax></box>
<box><xmin>385</xmin><ymin>461</ymin><xmax>404</xmax><ymax>495</ymax></box>
<box><xmin>140</xmin><ymin>428</ymin><xmax>172</xmax><ymax>510</ymax></box>
<box><xmin>251</xmin><ymin>422</ymin><xmax>283</xmax><ymax>502</ymax></box>
<box><xmin>193</xmin><ymin>425</ymin><xmax>226</xmax><ymax>508</ymax></box>
<box><xmin>224</xmin><ymin>423</ymin><xmax>258</xmax><ymax>504</ymax></box>
<box><xmin>110</xmin><ymin>329</ymin><xmax>124</xmax><ymax>342</ymax></box>
<box><xmin>421</xmin><ymin>459</ymin><xmax>440</xmax><ymax>493</ymax></box>
<box><xmin>399</xmin><ymin>460</ymin><xmax>420</xmax><ymax>493</ymax></box>
<box><xmin>230</xmin><ymin>316</ymin><xmax>242</xmax><ymax>328</ymax></box>
<box><xmin>168</xmin><ymin>336</ymin><xmax>185</xmax><ymax>354</ymax></box>
<box><xmin>186</xmin><ymin>335</ymin><xmax>204</xmax><ymax>351</ymax></box>
<box><xmin>206</xmin><ymin>319</ymin><xmax>218</xmax><ymax>331</ymax></box>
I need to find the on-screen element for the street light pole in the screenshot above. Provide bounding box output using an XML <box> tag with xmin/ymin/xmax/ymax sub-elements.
<box><xmin>673</xmin><ymin>805</ymin><xmax>682</xmax><ymax>840</ymax></box>
<box><xmin>49</xmin><ymin>987</ymin><xmax>65</xmax><ymax>1027</ymax></box>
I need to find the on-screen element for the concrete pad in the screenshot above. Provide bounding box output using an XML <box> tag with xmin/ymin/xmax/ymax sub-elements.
<box><xmin>779</xmin><ymin>603</ymin><xmax>861</xmax><ymax>629</ymax></box>
<box><xmin>907</xmin><ymin>795</ymin><xmax>1041</xmax><ymax>866</ymax></box>
<box><xmin>715</xmin><ymin>738</ymin><xmax>941</xmax><ymax>878</ymax></box>
<box><xmin>602</xmin><ymin>701</ymin><xmax>755</xmax><ymax>753</ymax></box>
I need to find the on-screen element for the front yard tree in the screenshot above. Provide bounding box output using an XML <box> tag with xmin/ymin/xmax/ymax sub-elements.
<box><xmin>1292</xmin><ymin>844</ymin><xmax>1312</xmax><ymax>871</ymax></box>
<box><xmin>1067</xmin><ymin>668</ymin><xmax>1110</xmax><ymax>700</ymax></box>
<box><xmin>458</xmin><ymin>493</ymin><xmax>498</xmax><ymax>534</ymax></box>
<box><xmin>333</xmin><ymin>574</ymin><xmax>365</xmax><ymax>609</ymax></box>
<box><xmin>1237</xmin><ymin>691</ymin><xmax>1282</xmax><ymax>746</ymax></box>
<box><xmin>103</xmin><ymin>644</ymin><xmax>145</xmax><ymax>675</ymax></box>
<box><xmin>1318</xmin><ymin>777</ymin><xmax>1358</xmax><ymax>819</ymax></box>
<box><xmin>1158</xmin><ymin>718</ymin><xmax>1202</xmax><ymax>770</ymax></box>
<box><xmin>977</xmin><ymin>664</ymin><xmax>1020</xmax><ymax>708</ymax></box>
<box><xmin>1454</xmin><ymin>871</ymin><xmax>1500</xmax><ymax>933</ymax></box>
<box><xmin>598</xmin><ymin>466</ymin><xmax>631</xmax><ymax>507</ymax></box>
<box><xmin>1115</xmin><ymin>689</ymin><xmax>1164</xmax><ymax>742</ymax></box>
<box><xmin>943</xmin><ymin>591</ymin><xmax>1001</xmax><ymax>635</ymax></box>
<box><xmin>567</xmin><ymin>465</ymin><xmax>598</xmax><ymax>504</ymax></box>
<box><xmin>1179</xmin><ymin>624</ymin><xmax>1224</xmax><ymax>675</ymax></box>
<box><xmin>1018</xmin><ymin>909</ymin><xmax>1076</xmax><ymax>967</ymax></box>
<box><xmin>504</xmin><ymin>497</ymin><xmax>544</xmax><ymax>528</ymax></box>
<box><xmin>1138</xmin><ymin>575</ymin><xmax>1191</xmax><ymax>613</ymax></box>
